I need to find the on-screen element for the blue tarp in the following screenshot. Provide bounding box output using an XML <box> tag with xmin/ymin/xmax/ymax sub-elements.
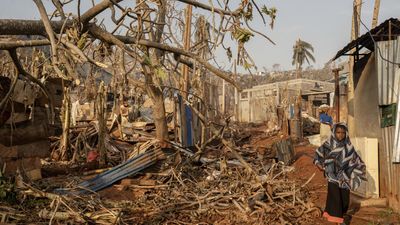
<box><xmin>178</xmin><ymin>95</ymin><xmax>194</xmax><ymax>147</ymax></box>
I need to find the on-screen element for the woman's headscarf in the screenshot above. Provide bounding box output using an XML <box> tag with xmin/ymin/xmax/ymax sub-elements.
<box><xmin>314</xmin><ymin>123</ymin><xmax>366</xmax><ymax>190</ymax></box>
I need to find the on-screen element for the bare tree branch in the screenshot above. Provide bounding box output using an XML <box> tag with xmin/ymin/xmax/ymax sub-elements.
<box><xmin>89</xmin><ymin>25</ymin><xmax>240</xmax><ymax>89</ymax></box>
<box><xmin>245</xmin><ymin>19</ymin><xmax>275</xmax><ymax>45</ymax></box>
<box><xmin>0</xmin><ymin>19</ymin><xmax>67</xmax><ymax>36</ymax></box>
<box><xmin>52</xmin><ymin>0</ymin><xmax>67</xmax><ymax>19</ymax></box>
<box><xmin>33</xmin><ymin>0</ymin><xmax>59</xmax><ymax>60</ymax></box>
<box><xmin>176</xmin><ymin>0</ymin><xmax>240</xmax><ymax>16</ymax></box>
<box><xmin>80</xmin><ymin>0</ymin><xmax>124</xmax><ymax>24</ymax></box>
<box><xmin>0</xmin><ymin>39</ymin><xmax>50</xmax><ymax>49</ymax></box>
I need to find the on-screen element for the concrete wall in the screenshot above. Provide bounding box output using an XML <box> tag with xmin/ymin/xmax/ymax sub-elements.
<box><xmin>239</xmin><ymin>79</ymin><xmax>333</xmax><ymax>123</ymax></box>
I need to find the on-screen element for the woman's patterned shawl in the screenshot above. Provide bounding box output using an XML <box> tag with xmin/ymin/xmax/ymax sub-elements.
<box><xmin>314</xmin><ymin>123</ymin><xmax>366</xmax><ymax>190</ymax></box>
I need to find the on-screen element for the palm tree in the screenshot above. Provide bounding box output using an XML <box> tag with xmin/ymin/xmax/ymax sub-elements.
<box><xmin>292</xmin><ymin>39</ymin><xmax>315</xmax><ymax>78</ymax></box>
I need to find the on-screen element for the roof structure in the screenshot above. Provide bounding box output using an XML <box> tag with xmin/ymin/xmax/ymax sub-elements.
<box><xmin>333</xmin><ymin>18</ymin><xmax>400</xmax><ymax>61</ymax></box>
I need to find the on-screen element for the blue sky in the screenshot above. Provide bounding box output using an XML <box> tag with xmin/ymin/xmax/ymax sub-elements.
<box><xmin>239</xmin><ymin>0</ymin><xmax>400</xmax><ymax>71</ymax></box>
<box><xmin>0</xmin><ymin>0</ymin><xmax>399</xmax><ymax>72</ymax></box>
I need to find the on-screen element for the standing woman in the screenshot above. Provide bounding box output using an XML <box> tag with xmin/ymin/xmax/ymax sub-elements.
<box><xmin>319</xmin><ymin>105</ymin><xmax>333</xmax><ymax>142</ymax></box>
<box><xmin>314</xmin><ymin>123</ymin><xmax>366</xmax><ymax>224</ymax></box>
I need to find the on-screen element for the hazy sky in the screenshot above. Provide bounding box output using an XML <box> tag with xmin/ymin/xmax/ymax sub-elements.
<box><xmin>0</xmin><ymin>0</ymin><xmax>399</xmax><ymax>72</ymax></box>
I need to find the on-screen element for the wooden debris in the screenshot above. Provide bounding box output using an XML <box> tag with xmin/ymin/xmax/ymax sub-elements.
<box><xmin>2</xmin><ymin>157</ymin><xmax>42</xmax><ymax>180</ymax></box>
<box><xmin>274</xmin><ymin>137</ymin><xmax>295</xmax><ymax>165</ymax></box>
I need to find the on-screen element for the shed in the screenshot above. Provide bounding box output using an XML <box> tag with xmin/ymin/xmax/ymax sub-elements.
<box><xmin>333</xmin><ymin>18</ymin><xmax>400</xmax><ymax>211</ymax></box>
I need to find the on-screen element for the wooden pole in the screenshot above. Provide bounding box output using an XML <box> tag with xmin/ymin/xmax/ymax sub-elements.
<box><xmin>348</xmin><ymin>0</ymin><xmax>362</xmax><ymax>137</ymax></box>
<box><xmin>180</xmin><ymin>5</ymin><xmax>192</xmax><ymax>146</ymax></box>
<box><xmin>371</xmin><ymin>0</ymin><xmax>381</xmax><ymax>29</ymax></box>
<box><xmin>297</xmin><ymin>90</ymin><xmax>303</xmax><ymax>140</ymax></box>
<box><xmin>234</xmin><ymin>60</ymin><xmax>239</xmax><ymax>121</ymax></box>
<box><xmin>182</xmin><ymin>5</ymin><xmax>192</xmax><ymax>99</ymax></box>
<box><xmin>222</xmin><ymin>79</ymin><xmax>226</xmax><ymax>114</ymax></box>
<box><xmin>333</xmin><ymin>68</ymin><xmax>342</xmax><ymax>123</ymax></box>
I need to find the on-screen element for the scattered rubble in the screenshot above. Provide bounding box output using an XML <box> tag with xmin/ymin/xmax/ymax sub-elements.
<box><xmin>0</xmin><ymin>73</ymin><xmax>323</xmax><ymax>224</ymax></box>
<box><xmin>1</xmin><ymin>135</ymin><xmax>320</xmax><ymax>224</ymax></box>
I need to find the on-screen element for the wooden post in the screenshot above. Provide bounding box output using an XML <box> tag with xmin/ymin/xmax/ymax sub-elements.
<box><xmin>180</xmin><ymin>4</ymin><xmax>192</xmax><ymax>147</ymax></box>
<box><xmin>297</xmin><ymin>90</ymin><xmax>303</xmax><ymax>139</ymax></box>
<box><xmin>333</xmin><ymin>68</ymin><xmax>342</xmax><ymax>123</ymax></box>
<box><xmin>372</xmin><ymin>0</ymin><xmax>381</xmax><ymax>29</ymax></box>
<box><xmin>222</xmin><ymin>79</ymin><xmax>226</xmax><ymax>114</ymax></box>
<box><xmin>234</xmin><ymin>60</ymin><xmax>239</xmax><ymax>121</ymax></box>
<box><xmin>348</xmin><ymin>0</ymin><xmax>362</xmax><ymax>137</ymax></box>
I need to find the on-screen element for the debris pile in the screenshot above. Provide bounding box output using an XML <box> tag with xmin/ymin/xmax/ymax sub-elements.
<box><xmin>1</xmin><ymin>130</ymin><xmax>320</xmax><ymax>224</ymax></box>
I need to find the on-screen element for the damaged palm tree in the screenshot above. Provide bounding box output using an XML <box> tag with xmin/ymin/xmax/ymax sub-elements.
<box><xmin>292</xmin><ymin>39</ymin><xmax>315</xmax><ymax>79</ymax></box>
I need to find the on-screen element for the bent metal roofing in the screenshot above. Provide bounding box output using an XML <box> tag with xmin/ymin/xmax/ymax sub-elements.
<box><xmin>333</xmin><ymin>18</ymin><xmax>400</xmax><ymax>61</ymax></box>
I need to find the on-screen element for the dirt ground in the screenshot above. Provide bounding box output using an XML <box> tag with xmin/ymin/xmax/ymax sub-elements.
<box><xmin>95</xmin><ymin>126</ymin><xmax>400</xmax><ymax>224</ymax></box>
<box><xmin>292</xmin><ymin>144</ymin><xmax>400</xmax><ymax>225</ymax></box>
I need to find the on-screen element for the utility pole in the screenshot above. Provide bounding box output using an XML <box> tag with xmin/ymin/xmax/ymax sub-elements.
<box><xmin>332</xmin><ymin>68</ymin><xmax>343</xmax><ymax>123</ymax></box>
<box><xmin>180</xmin><ymin>5</ymin><xmax>192</xmax><ymax>147</ymax></box>
<box><xmin>372</xmin><ymin>0</ymin><xmax>381</xmax><ymax>28</ymax></box>
<box><xmin>348</xmin><ymin>0</ymin><xmax>361</xmax><ymax>137</ymax></box>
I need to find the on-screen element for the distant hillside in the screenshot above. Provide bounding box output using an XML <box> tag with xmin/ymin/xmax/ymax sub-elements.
<box><xmin>238</xmin><ymin>66</ymin><xmax>333</xmax><ymax>89</ymax></box>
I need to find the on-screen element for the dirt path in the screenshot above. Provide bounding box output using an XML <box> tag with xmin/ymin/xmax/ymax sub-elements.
<box><xmin>292</xmin><ymin>144</ymin><xmax>400</xmax><ymax>225</ymax></box>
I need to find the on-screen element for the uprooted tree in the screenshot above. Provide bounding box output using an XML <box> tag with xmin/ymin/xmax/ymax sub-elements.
<box><xmin>0</xmin><ymin>0</ymin><xmax>277</xmax><ymax>157</ymax></box>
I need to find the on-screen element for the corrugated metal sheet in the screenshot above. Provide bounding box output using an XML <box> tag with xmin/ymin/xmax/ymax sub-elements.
<box><xmin>393</xmin><ymin>71</ymin><xmax>400</xmax><ymax>162</ymax></box>
<box><xmin>376</xmin><ymin>37</ymin><xmax>400</xmax><ymax>162</ymax></box>
<box><xmin>376</xmin><ymin>37</ymin><xmax>400</xmax><ymax>105</ymax></box>
<box><xmin>376</xmin><ymin>38</ymin><xmax>400</xmax><ymax>210</ymax></box>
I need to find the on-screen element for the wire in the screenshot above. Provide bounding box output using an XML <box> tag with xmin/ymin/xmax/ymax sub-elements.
<box><xmin>355</xmin><ymin>11</ymin><xmax>400</xmax><ymax>99</ymax></box>
<box><xmin>355</xmin><ymin>10</ymin><xmax>400</xmax><ymax>66</ymax></box>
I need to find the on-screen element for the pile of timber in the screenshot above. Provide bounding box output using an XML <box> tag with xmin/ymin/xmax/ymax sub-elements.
<box><xmin>119</xmin><ymin>121</ymin><xmax>157</xmax><ymax>141</ymax></box>
<box><xmin>49</xmin><ymin>120</ymin><xmax>160</xmax><ymax>165</ymax></box>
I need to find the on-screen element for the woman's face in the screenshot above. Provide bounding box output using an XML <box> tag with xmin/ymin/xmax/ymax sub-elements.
<box><xmin>335</xmin><ymin>127</ymin><xmax>346</xmax><ymax>141</ymax></box>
